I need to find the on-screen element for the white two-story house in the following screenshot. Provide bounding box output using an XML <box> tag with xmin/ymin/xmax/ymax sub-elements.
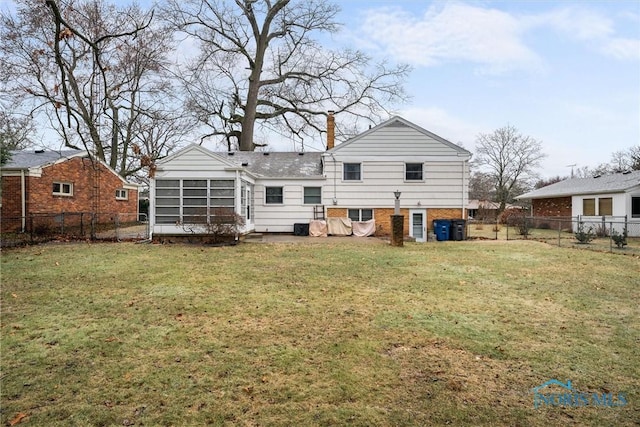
<box><xmin>149</xmin><ymin>115</ymin><xmax>471</xmax><ymax>242</ymax></box>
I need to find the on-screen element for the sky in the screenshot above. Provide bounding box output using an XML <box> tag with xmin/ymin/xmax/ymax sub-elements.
<box><xmin>335</xmin><ymin>0</ymin><xmax>640</xmax><ymax>178</ymax></box>
<box><xmin>3</xmin><ymin>0</ymin><xmax>639</xmax><ymax>179</ymax></box>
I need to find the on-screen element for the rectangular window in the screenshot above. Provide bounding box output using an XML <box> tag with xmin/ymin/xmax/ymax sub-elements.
<box><xmin>632</xmin><ymin>197</ymin><xmax>640</xmax><ymax>218</ymax></box>
<box><xmin>154</xmin><ymin>179</ymin><xmax>236</xmax><ymax>224</ymax></box>
<box><xmin>343</xmin><ymin>163</ymin><xmax>361</xmax><ymax>181</ymax></box>
<box><xmin>405</xmin><ymin>163</ymin><xmax>423</xmax><ymax>181</ymax></box>
<box><xmin>583</xmin><ymin>198</ymin><xmax>596</xmax><ymax>216</ymax></box>
<box><xmin>265</xmin><ymin>187</ymin><xmax>283</xmax><ymax>204</ymax></box>
<box><xmin>52</xmin><ymin>182</ymin><xmax>73</xmax><ymax>196</ymax></box>
<box><xmin>598</xmin><ymin>197</ymin><xmax>612</xmax><ymax>216</ymax></box>
<box><xmin>348</xmin><ymin>209</ymin><xmax>373</xmax><ymax>222</ymax></box>
<box><xmin>115</xmin><ymin>189</ymin><xmax>128</xmax><ymax>200</ymax></box>
<box><xmin>304</xmin><ymin>187</ymin><xmax>322</xmax><ymax>204</ymax></box>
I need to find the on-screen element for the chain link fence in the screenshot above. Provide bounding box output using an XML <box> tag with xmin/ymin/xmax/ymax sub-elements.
<box><xmin>1</xmin><ymin>212</ymin><xmax>149</xmax><ymax>248</ymax></box>
<box><xmin>466</xmin><ymin>216</ymin><xmax>640</xmax><ymax>255</ymax></box>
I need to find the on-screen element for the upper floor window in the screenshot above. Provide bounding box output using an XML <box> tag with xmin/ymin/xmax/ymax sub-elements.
<box><xmin>52</xmin><ymin>182</ymin><xmax>73</xmax><ymax>196</ymax></box>
<box><xmin>343</xmin><ymin>163</ymin><xmax>361</xmax><ymax>181</ymax></box>
<box><xmin>115</xmin><ymin>189</ymin><xmax>128</xmax><ymax>200</ymax></box>
<box><xmin>304</xmin><ymin>187</ymin><xmax>322</xmax><ymax>204</ymax></box>
<box><xmin>405</xmin><ymin>163</ymin><xmax>423</xmax><ymax>181</ymax></box>
<box><xmin>266</xmin><ymin>187</ymin><xmax>283</xmax><ymax>204</ymax></box>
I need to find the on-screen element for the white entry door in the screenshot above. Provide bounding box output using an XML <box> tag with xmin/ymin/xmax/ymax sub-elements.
<box><xmin>410</xmin><ymin>209</ymin><xmax>427</xmax><ymax>242</ymax></box>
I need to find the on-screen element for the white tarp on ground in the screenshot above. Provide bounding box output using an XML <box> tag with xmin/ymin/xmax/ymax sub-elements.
<box><xmin>327</xmin><ymin>217</ymin><xmax>352</xmax><ymax>236</ymax></box>
<box><xmin>309</xmin><ymin>220</ymin><xmax>328</xmax><ymax>237</ymax></box>
<box><xmin>352</xmin><ymin>219</ymin><xmax>376</xmax><ymax>237</ymax></box>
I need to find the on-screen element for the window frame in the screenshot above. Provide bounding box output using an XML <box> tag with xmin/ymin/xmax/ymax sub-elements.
<box><xmin>583</xmin><ymin>198</ymin><xmax>596</xmax><ymax>216</ymax></box>
<box><xmin>631</xmin><ymin>196</ymin><xmax>640</xmax><ymax>219</ymax></box>
<box><xmin>52</xmin><ymin>181</ymin><xmax>73</xmax><ymax>197</ymax></box>
<box><xmin>303</xmin><ymin>186</ymin><xmax>322</xmax><ymax>205</ymax></box>
<box><xmin>265</xmin><ymin>186</ymin><xmax>284</xmax><ymax>205</ymax></box>
<box><xmin>598</xmin><ymin>197</ymin><xmax>613</xmax><ymax>216</ymax></box>
<box><xmin>343</xmin><ymin>163</ymin><xmax>362</xmax><ymax>181</ymax></box>
<box><xmin>154</xmin><ymin>179</ymin><xmax>236</xmax><ymax>225</ymax></box>
<box><xmin>347</xmin><ymin>208</ymin><xmax>373</xmax><ymax>222</ymax></box>
<box><xmin>115</xmin><ymin>188</ymin><xmax>128</xmax><ymax>200</ymax></box>
<box><xmin>405</xmin><ymin>163</ymin><xmax>424</xmax><ymax>181</ymax></box>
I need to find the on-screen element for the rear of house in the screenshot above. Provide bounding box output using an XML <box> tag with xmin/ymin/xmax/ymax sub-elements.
<box><xmin>149</xmin><ymin>115</ymin><xmax>471</xmax><ymax>241</ymax></box>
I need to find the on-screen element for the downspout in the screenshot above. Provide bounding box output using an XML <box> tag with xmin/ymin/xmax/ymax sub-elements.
<box><xmin>461</xmin><ymin>160</ymin><xmax>466</xmax><ymax>219</ymax></box>
<box><xmin>20</xmin><ymin>170</ymin><xmax>26</xmax><ymax>232</ymax></box>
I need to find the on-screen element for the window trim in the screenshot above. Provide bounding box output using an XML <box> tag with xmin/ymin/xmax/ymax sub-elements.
<box><xmin>265</xmin><ymin>186</ymin><xmax>284</xmax><ymax>205</ymax></box>
<box><xmin>115</xmin><ymin>188</ymin><xmax>129</xmax><ymax>200</ymax></box>
<box><xmin>583</xmin><ymin>198</ymin><xmax>596</xmax><ymax>216</ymax></box>
<box><xmin>405</xmin><ymin>162</ymin><xmax>424</xmax><ymax>181</ymax></box>
<box><xmin>52</xmin><ymin>181</ymin><xmax>73</xmax><ymax>197</ymax></box>
<box><xmin>348</xmin><ymin>208</ymin><xmax>374</xmax><ymax>222</ymax></box>
<box><xmin>303</xmin><ymin>186</ymin><xmax>322</xmax><ymax>205</ymax></box>
<box><xmin>598</xmin><ymin>197</ymin><xmax>613</xmax><ymax>216</ymax></box>
<box><xmin>343</xmin><ymin>163</ymin><xmax>362</xmax><ymax>181</ymax></box>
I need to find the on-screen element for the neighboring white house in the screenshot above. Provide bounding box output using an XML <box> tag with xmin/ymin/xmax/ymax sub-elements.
<box><xmin>149</xmin><ymin>115</ymin><xmax>471</xmax><ymax>241</ymax></box>
<box><xmin>516</xmin><ymin>170</ymin><xmax>640</xmax><ymax>236</ymax></box>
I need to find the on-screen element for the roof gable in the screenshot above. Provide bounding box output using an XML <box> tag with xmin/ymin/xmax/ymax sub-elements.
<box><xmin>156</xmin><ymin>144</ymin><xmax>238</xmax><ymax>168</ymax></box>
<box><xmin>517</xmin><ymin>170</ymin><xmax>640</xmax><ymax>199</ymax></box>
<box><xmin>328</xmin><ymin>116</ymin><xmax>471</xmax><ymax>157</ymax></box>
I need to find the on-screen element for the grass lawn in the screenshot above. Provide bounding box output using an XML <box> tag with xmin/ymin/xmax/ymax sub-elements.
<box><xmin>1</xmin><ymin>240</ymin><xmax>639</xmax><ymax>426</ymax></box>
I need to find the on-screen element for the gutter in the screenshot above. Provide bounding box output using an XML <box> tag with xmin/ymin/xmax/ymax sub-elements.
<box><xmin>20</xmin><ymin>170</ymin><xmax>26</xmax><ymax>232</ymax></box>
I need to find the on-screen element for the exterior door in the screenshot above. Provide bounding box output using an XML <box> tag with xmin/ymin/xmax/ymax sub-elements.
<box><xmin>410</xmin><ymin>209</ymin><xmax>427</xmax><ymax>242</ymax></box>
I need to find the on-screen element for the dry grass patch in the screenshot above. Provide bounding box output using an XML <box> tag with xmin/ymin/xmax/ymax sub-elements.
<box><xmin>1</xmin><ymin>240</ymin><xmax>638</xmax><ymax>426</ymax></box>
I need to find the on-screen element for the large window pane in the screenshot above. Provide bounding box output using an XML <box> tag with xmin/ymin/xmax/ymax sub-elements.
<box><xmin>343</xmin><ymin>163</ymin><xmax>361</xmax><ymax>181</ymax></box>
<box><xmin>598</xmin><ymin>198</ymin><xmax>612</xmax><ymax>216</ymax></box>
<box><xmin>361</xmin><ymin>209</ymin><xmax>373</xmax><ymax>221</ymax></box>
<box><xmin>156</xmin><ymin>198</ymin><xmax>180</xmax><ymax>206</ymax></box>
<box><xmin>210</xmin><ymin>198</ymin><xmax>235</xmax><ymax>206</ymax></box>
<box><xmin>304</xmin><ymin>187</ymin><xmax>322</xmax><ymax>204</ymax></box>
<box><xmin>183</xmin><ymin>180</ymin><xmax>207</xmax><ymax>187</ymax></box>
<box><xmin>406</xmin><ymin>163</ymin><xmax>423</xmax><ymax>180</ymax></box>
<box><xmin>183</xmin><ymin>198</ymin><xmax>207</xmax><ymax>206</ymax></box>
<box><xmin>583</xmin><ymin>198</ymin><xmax>595</xmax><ymax>216</ymax></box>
<box><xmin>156</xmin><ymin>188</ymin><xmax>180</xmax><ymax>197</ymax></box>
<box><xmin>156</xmin><ymin>180</ymin><xmax>179</xmax><ymax>188</ymax></box>
<box><xmin>183</xmin><ymin>189</ymin><xmax>207</xmax><ymax>197</ymax></box>
<box><xmin>632</xmin><ymin>197</ymin><xmax>640</xmax><ymax>218</ymax></box>
<box><xmin>266</xmin><ymin>187</ymin><xmax>283</xmax><ymax>204</ymax></box>
<box><xmin>210</xmin><ymin>180</ymin><xmax>234</xmax><ymax>187</ymax></box>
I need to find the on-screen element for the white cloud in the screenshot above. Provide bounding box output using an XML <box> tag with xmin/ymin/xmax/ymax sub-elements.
<box><xmin>358</xmin><ymin>3</ymin><xmax>542</xmax><ymax>74</ymax></box>
<box><xmin>537</xmin><ymin>7</ymin><xmax>640</xmax><ymax>61</ymax></box>
<box><xmin>399</xmin><ymin>106</ymin><xmax>482</xmax><ymax>148</ymax></box>
<box><xmin>356</xmin><ymin>2</ymin><xmax>639</xmax><ymax>73</ymax></box>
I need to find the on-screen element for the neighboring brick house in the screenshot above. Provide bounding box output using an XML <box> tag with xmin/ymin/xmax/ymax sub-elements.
<box><xmin>1</xmin><ymin>149</ymin><xmax>139</xmax><ymax>232</ymax></box>
<box><xmin>516</xmin><ymin>171</ymin><xmax>640</xmax><ymax>236</ymax></box>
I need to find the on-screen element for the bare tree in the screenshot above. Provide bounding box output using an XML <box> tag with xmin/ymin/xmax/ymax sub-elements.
<box><xmin>0</xmin><ymin>107</ymin><xmax>35</xmax><ymax>164</ymax></box>
<box><xmin>475</xmin><ymin>125</ymin><xmax>546</xmax><ymax>212</ymax></box>
<box><xmin>163</xmin><ymin>0</ymin><xmax>410</xmax><ymax>151</ymax></box>
<box><xmin>1</xmin><ymin>0</ymin><xmax>190</xmax><ymax>178</ymax></box>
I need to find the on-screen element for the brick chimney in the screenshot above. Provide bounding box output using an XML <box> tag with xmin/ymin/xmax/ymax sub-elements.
<box><xmin>326</xmin><ymin>110</ymin><xmax>335</xmax><ymax>150</ymax></box>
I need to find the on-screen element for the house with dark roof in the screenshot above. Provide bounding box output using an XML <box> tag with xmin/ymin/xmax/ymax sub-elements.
<box><xmin>150</xmin><ymin>115</ymin><xmax>471</xmax><ymax>241</ymax></box>
<box><xmin>516</xmin><ymin>170</ymin><xmax>640</xmax><ymax>236</ymax></box>
<box><xmin>1</xmin><ymin>149</ymin><xmax>139</xmax><ymax>232</ymax></box>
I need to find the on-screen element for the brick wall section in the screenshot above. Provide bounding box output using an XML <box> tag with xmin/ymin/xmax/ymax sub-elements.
<box><xmin>1</xmin><ymin>157</ymin><xmax>137</xmax><ymax>232</ymax></box>
<box><xmin>427</xmin><ymin>208</ymin><xmax>465</xmax><ymax>229</ymax></box>
<box><xmin>1</xmin><ymin>176</ymin><xmax>23</xmax><ymax>231</ymax></box>
<box><xmin>532</xmin><ymin>197</ymin><xmax>572</xmax><ymax>217</ymax></box>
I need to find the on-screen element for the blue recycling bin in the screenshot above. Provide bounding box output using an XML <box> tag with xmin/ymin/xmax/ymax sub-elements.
<box><xmin>433</xmin><ymin>219</ymin><xmax>451</xmax><ymax>241</ymax></box>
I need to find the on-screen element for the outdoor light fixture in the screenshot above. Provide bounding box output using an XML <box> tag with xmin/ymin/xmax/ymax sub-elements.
<box><xmin>394</xmin><ymin>190</ymin><xmax>401</xmax><ymax>215</ymax></box>
<box><xmin>394</xmin><ymin>190</ymin><xmax>401</xmax><ymax>199</ymax></box>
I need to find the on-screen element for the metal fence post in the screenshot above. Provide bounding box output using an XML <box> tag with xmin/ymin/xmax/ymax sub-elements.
<box><xmin>609</xmin><ymin>222</ymin><xmax>613</xmax><ymax>252</ymax></box>
<box><xmin>61</xmin><ymin>211</ymin><xmax>65</xmax><ymax>234</ymax></box>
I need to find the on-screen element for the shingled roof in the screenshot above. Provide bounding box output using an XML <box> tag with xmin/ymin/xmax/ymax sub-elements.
<box><xmin>219</xmin><ymin>151</ymin><xmax>323</xmax><ymax>178</ymax></box>
<box><xmin>517</xmin><ymin>170</ymin><xmax>640</xmax><ymax>199</ymax></box>
<box><xmin>3</xmin><ymin>149</ymin><xmax>86</xmax><ymax>170</ymax></box>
